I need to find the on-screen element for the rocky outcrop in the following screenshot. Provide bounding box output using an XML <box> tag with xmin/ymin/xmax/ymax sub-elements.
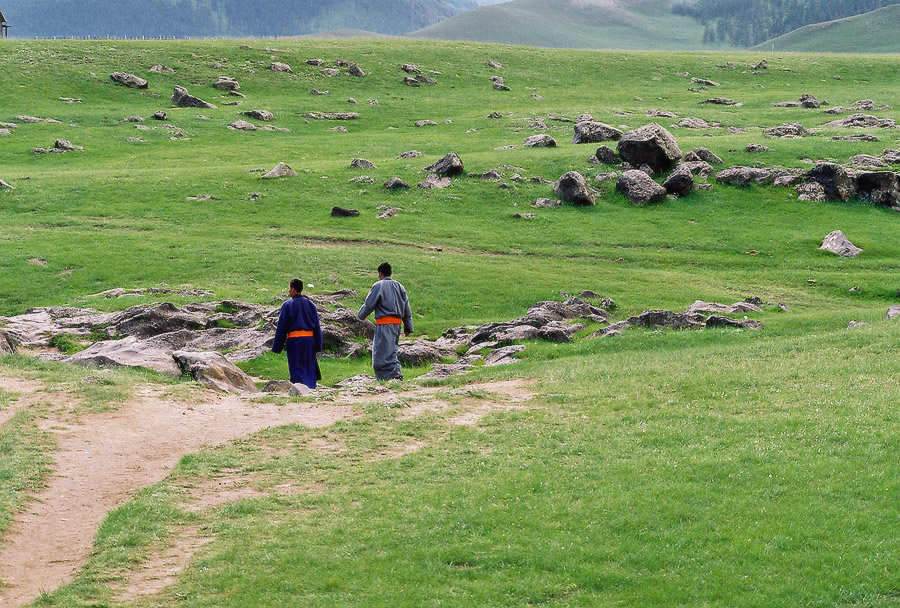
<box><xmin>855</xmin><ymin>171</ymin><xmax>900</xmax><ymax>206</ymax></box>
<box><xmin>554</xmin><ymin>171</ymin><xmax>595</xmax><ymax>206</ymax></box>
<box><xmin>461</xmin><ymin>298</ymin><xmax>607</xmax><ymax>346</ymax></box>
<box><xmin>820</xmin><ymin>230</ymin><xmax>861</xmax><ymax>257</ymax></box>
<box><xmin>110</xmin><ymin>72</ymin><xmax>148</xmax><ymax>89</ymax></box>
<box><xmin>822</xmin><ymin>114</ymin><xmax>897</xmax><ymax>129</ymax></box>
<box><xmin>805</xmin><ymin>163</ymin><xmax>856</xmax><ymax>201</ymax></box>
<box><xmin>0</xmin><ymin>329</ymin><xmax>17</xmax><ymax>354</ymax></box>
<box><xmin>616</xmin><ymin>123</ymin><xmax>682</xmax><ymax>172</ymax></box>
<box><xmin>423</xmin><ymin>152</ymin><xmax>464</xmax><ymax>176</ymax></box>
<box><xmin>67</xmin><ymin>336</ymin><xmax>182</xmax><ymax>376</ymax></box>
<box><xmin>617</xmin><ymin>170</ymin><xmax>667</xmax><ymax>204</ymax></box>
<box><xmin>571</xmin><ymin>121</ymin><xmax>624</xmax><ymax>144</ymax></box>
<box><xmin>763</xmin><ymin>122</ymin><xmax>809</xmax><ymax>137</ymax></box>
<box><xmin>173</xmin><ymin>351</ymin><xmax>257</xmax><ymax>393</ymax></box>
<box><xmin>715</xmin><ymin>166</ymin><xmax>774</xmax><ymax>186</ymax></box>
<box><xmin>172</xmin><ymin>86</ymin><xmax>217</xmax><ymax>109</ymax></box>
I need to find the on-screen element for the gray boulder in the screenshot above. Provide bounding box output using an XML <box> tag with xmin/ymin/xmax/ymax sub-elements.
<box><xmin>676</xmin><ymin>161</ymin><xmax>714</xmax><ymax>179</ymax></box>
<box><xmin>524</xmin><ymin>134</ymin><xmax>557</xmax><ymax>147</ymax></box>
<box><xmin>884</xmin><ymin>149</ymin><xmax>900</xmax><ymax>163</ymax></box>
<box><xmin>662</xmin><ymin>170</ymin><xmax>694</xmax><ymax>197</ymax></box>
<box><xmin>241</xmin><ymin>110</ymin><xmax>274</xmax><ymax>122</ymax></box>
<box><xmin>0</xmin><ymin>329</ymin><xmax>17</xmax><ymax>354</ymax></box>
<box><xmin>172</xmin><ymin>85</ymin><xmax>217</xmax><ymax>109</ymax></box>
<box><xmin>423</xmin><ymin>152</ymin><xmax>464</xmax><ymax>176</ymax></box>
<box><xmin>715</xmin><ymin>166</ymin><xmax>774</xmax><ymax>186</ymax></box>
<box><xmin>384</xmin><ymin>177</ymin><xmax>410</xmax><ymax>190</ymax></box>
<box><xmin>626</xmin><ymin>310</ymin><xmax>705</xmax><ymax>330</ymax></box>
<box><xmin>228</xmin><ymin>120</ymin><xmax>256</xmax><ymax>131</ymax></box>
<box><xmin>849</xmin><ymin>155</ymin><xmax>889</xmax><ymax>169</ymax></box>
<box><xmin>855</xmin><ymin>171</ymin><xmax>900</xmax><ymax>206</ymax></box>
<box><xmin>884</xmin><ymin>306</ymin><xmax>900</xmax><ymax>321</ymax></box>
<box><xmin>684</xmin><ymin>147</ymin><xmax>723</xmax><ymax>164</ymax></box>
<box><xmin>797</xmin><ymin>182</ymin><xmax>826</xmax><ymax>202</ymax></box>
<box><xmin>617</xmin><ymin>170</ymin><xmax>667</xmax><ymax>205</ymax></box>
<box><xmin>806</xmin><ymin>163</ymin><xmax>856</xmax><ymax>201</ymax></box>
<box><xmin>616</xmin><ymin>123</ymin><xmax>682</xmax><ymax>172</ymax></box>
<box><xmin>799</xmin><ymin>93</ymin><xmax>820</xmax><ymax>109</ymax></box>
<box><xmin>110</xmin><ymin>72</ymin><xmax>148</xmax><ymax>89</ymax></box>
<box><xmin>820</xmin><ymin>230</ymin><xmax>861</xmax><ymax>257</ymax></box>
<box><xmin>571</xmin><ymin>121</ymin><xmax>624</xmax><ymax>144</ymax></box>
<box><xmin>554</xmin><ymin>171</ymin><xmax>595</xmax><ymax>206</ymax></box>
<box><xmin>213</xmin><ymin>76</ymin><xmax>240</xmax><ymax>90</ymax></box>
<box><xmin>822</xmin><ymin>114</ymin><xmax>897</xmax><ymax>129</ymax></box>
<box><xmin>484</xmin><ymin>345</ymin><xmax>526</xmax><ymax>366</ymax></box>
<box><xmin>261</xmin><ymin>162</ymin><xmax>298</xmax><ymax>179</ymax></box>
<box><xmin>763</xmin><ymin>122</ymin><xmax>809</xmax><ymax>137</ymax></box>
<box><xmin>350</xmin><ymin>158</ymin><xmax>376</xmax><ymax>169</ymax></box>
<box><xmin>595</xmin><ymin>145</ymin><xmax>619</xmax><ymax>164</ymax></box>
<box><xmin>269</xmin><ymin>62</ymin><xmax>293</xmax><ymax>73</ymax></box>
<box><xmin>67</xmin><ymin>336</ymin><xmax>181</xmax><ymax>376</ymax></box>
<box><xmin>173</xmin><ymin>350</ymin><xmax>257</xmax><ymax>393</ymax></box>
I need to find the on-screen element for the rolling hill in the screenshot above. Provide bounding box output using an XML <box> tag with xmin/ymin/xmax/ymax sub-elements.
<box><xmin>750</xmin><ymin>4</ymin><xmax>900</xmax><ymax>53</ymax></box>
<box><xmin>0</xmin><ymin>0</ymin><xmax>468</xmax><ymax>38</ymax></box>
<box><xmin>407</xmin><ymin>0</ymin><xmax>731</xmax><ymax>50</ymax></box>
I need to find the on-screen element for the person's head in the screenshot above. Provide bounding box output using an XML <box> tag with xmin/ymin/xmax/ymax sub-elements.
<box><xmin>377</xmin><ymin>262</ymin><xmax>392</xmax><ymax>278</ymax></box>
<box><xmin>289</xmin><ymin>278</ymin><xmax>303</xmax><ymax>296</ymax></box>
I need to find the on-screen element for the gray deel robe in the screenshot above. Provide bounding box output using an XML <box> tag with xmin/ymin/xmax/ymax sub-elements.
<box><xmin>357</xmin><ymin>277</ymin><xmax>413</xmax><ymax>380</ymax></box>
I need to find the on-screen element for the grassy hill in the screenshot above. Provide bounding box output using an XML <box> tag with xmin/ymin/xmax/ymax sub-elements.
<box><xmin>750</xmin><ymin>4</ymin><xmax>900</xmax><ymax>53</ymax></box>
<box><xmin>0</xmin><ymin>38</ymin><xmax>899</xmax><ymax>608</ymax></box>
<box><xmin>408</xmin><ymin>0</ymin><xmax>732</xmax><ymax>50</ymax></box>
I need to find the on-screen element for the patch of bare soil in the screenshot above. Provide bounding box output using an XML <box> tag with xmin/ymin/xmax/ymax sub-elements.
<box><xmin>0</xmin><ymin>380</ymin><xmax>354</xmax><ymax>608</ymax></box>
<box><xmin>0</xmin><ymin>375</ymin><xmax>57</xmax><ymax>427</ymax></box>
<box><xmin>0</xmin><ymin>376</ymin><xmax>537</xmax><ymax>607</ymax></box>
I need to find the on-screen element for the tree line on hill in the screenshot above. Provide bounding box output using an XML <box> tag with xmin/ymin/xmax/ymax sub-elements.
<box><xmin>672</xmin><ymin>0</ymin><xmax>898</xmax><ymax>47</ymax></box>
<box><xmin>2</xmin><ymin>0</ymin><xmax>478</xmax><ymax>38</ymax></box>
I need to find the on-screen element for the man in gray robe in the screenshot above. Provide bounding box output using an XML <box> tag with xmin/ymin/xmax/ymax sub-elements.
<box><xmin>357</xmin><ymin>262</ymin><xmax>413</xmax><ymax>380</ymax></box>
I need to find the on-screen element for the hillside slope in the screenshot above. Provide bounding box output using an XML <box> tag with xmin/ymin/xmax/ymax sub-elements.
<box><xmin>1</xmin><ymin>0</ymin><xmax>465</xmax><ymax>38</ymax></box>
<box><xmin>750</xmin><ymin>4</ymin><xmax>900</xmax><ymax>53</ymax></box>
<box><xmin>407</xmin><ymin>0</ymin><xmax>731</xmax><ymax>50</ymax></box>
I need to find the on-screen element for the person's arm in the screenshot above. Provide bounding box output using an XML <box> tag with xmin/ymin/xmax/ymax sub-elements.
<box><xmin>357</xmin><ymin>283</ymin><xmax>380</xmax><ymax>320</ymax></box>
<box><xmin>271</xmin><ymin>302</ymin><xmax>289</xmax><ymax>354</ymax></box>
<box><xmin>312</xmin><ymin>304</ymin><xmax>323</xmax><ymax>353</ymax></box>
<box><xmin>401</xmin><ymin>288</ymin><xmax>413</xmax><ymax>336</ymax></box>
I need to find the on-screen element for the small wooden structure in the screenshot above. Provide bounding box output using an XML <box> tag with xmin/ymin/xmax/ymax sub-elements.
<box><xmin>0</xmin><ymin>10</ymin><xmax>9</xmax><ymax>38</ymax></box>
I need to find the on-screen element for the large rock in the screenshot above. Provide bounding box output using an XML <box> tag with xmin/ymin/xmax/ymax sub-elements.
<box><xmin>684</xmin><ymin>147</ymin><xmax>723</xmax><ymax>164</ymax></box>
<box><xmin>571</xmin><ymin>121</ymin><xmax>624</xmax><ymax>145</ymax></box>
<box><xmin>110</xmin><ymin>72</ymin><xmax>148</xmax><ymax>89</ymax></box>
<box><xmin>173</xmin><ymin>350</ymin><xmax>257</xmax><ymax>393</ymax></box>
<box><xmin>822</xmin><ymin>114</ymin><xmax>897</xmax><ymax>129</ymax></box>
<box><xmin>884</xmin><ymin>306</ymin><xmax>900</xmax><ymax>321</ymax></box>
<box><xmin>616</xmin><ymin>123</ymin><xmax>682</xmax><ymax>172</ymax></box>
<box><xmin>763</xmin><ymin>122</ymin><xmax>809</xmax><ymax>137</ymax></box>
<box><xmin>715</xmin><ymin>166</ymin><xmax>774</xmax><ymax>186</ymax></box>
<box><xmin>423</xmin><ymin>152</ymin><xmax>464</xmax><ymax>176</ymax></box>
<box><xmin>241</xmin><ymin>109</ymin><xmax>274</xmax><ymax>122</ymax></box>
<box><xmin>67</xmin><ymin>336</ymin><xmax>181</xmax><ymax>376</ymax></box>
<box><xmin>262</xmin><ymin>162</ymin><xmax>298</xmax><ymax>179</ymax></box>
<box><xmin>112</xmin><ymin>302</ymin><xmax>208</xmax><ymax>338</ymax></box>
<box><xmin>799</xmin><ymin>93</ymin><xmax>820</xmax><ymax>109</ymax></box>
<box><xmin>0</xmin><ymin>329</ymin><xmax>17</xmax><ymax>354</ymax></box>
<box><xmin>855</xmin><ymin>171</ymin><xmax>900</xmax><ymax>206</ymax></box>
<box><xmin>398</xmin><ymin>340</ymin><xmax>455</xmax><ymax>366</ymax></box>
<box><xmin>213</xmin><ymin>76</ymin><xmax>240</xmax><ymax>90</ymax></box>
<box><xmin>524</xmin><ymin>134</ymin><xmax>557</xmax><ymax>148</ymax></box>
<box><xmin>554</xmin><ymin>171</ymin><xmax>595</xmax><ymax>206</ymax></box>
<box><xmin>627</xmin><ymin>310</ymin><xmax>705</xmax><ymax>330</ymax></box>
<box><xmin>617</xmin><ymin>170</ymin><xmax>667</xmax><ymax>205</ymax></box>
<box><xmin>820</xmin><ymin>230</ymin><xmax>861</xmax><ymax>257</ymax></box>
<box><xmin>172</xmin><ymin>85</ymin><xmax>217</xmax><ymax>109</ymax></box>
<box><xmin>662</xmin><ymin>170</ymin><xmax>694</xmax><ymax>197</ymax></box>
<box><xmin>806</xmin><ymin>163</ymin><xmax>856</xmax><ymax>201</ymax></box>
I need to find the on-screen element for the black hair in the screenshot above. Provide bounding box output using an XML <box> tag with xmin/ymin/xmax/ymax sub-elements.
<box><xmin>378</xmin><ymin>262</ymin><xmax>392</xmax><ymax>276</ymax></box>
<box><xmin>289</xmin><ymin>278</ymin><xmax>303</xmax><ymax>293</ymax></box>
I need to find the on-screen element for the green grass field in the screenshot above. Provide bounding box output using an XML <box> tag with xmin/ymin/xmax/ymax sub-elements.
<box><xmin>1</xmin><ymin>38</ymin><xmax>899</xmax><ymax>607</ymax></box>
<box><xmin>751</xmin><ymin>4</ymin><xmax>900</xmax><ymax>54</ymax></box>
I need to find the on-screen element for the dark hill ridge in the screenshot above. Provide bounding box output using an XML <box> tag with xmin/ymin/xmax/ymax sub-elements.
<box><xmin>1</xmin><ymin>0</ymin><xmax>474</xmax><ymax>38</ymax></box>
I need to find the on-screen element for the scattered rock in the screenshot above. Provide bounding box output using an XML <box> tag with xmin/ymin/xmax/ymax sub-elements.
<box><xmin>172</xmin><ymin>85</ymin><xmax>217</xmax><ymax>109</ymax></box>
<box><xmin>213</xmin><ymin>76</ymin><xmax>240</xmax><ymax>90</ymax></box>
<box><xmin>423</xmin><ymin>152</ymin><xmax>464</xmax><ymax>176</ymax></box>
<box><xmin>0</xmin><ymin>329</ymin><xmax>17</xmax><ymax>354</ymax></box>
<box><xmin>485</xmin><ymin>60</ymin><xmax>503</xmax><ymax>69</ymax></box>
<box><xmin>715</xmin><ymin>166</ymin><xmax>774</xmax><ymax>186</ymax></box>
<box><xmin>746</xmin><ymin>143</ymin><xmax>772</xmax><ymax>153</ymax></box>
<box><xmin>350</xmin><ymin>158</ymin><xmax>376</xmax><ymax>169</ymax></box>
<box><xmin>397</xmin><ymin>150</ymin><xmax>422</xmax><ymax>159</ymax></box>
<box><xmin>647</xmin><ymin>109</ymin><xmax>678</xmax><ymax>118</ymax></box>
<box><xmin>884</xmin><ymin>306</ymin><xmax>900</xmax><ymax>321</ymax></box>
<box><xmin>0</xmin><ymin>179</ymin><xmax>13</xmax><ymax>190</ymax></box>
<box><xmin>305</xmin><ymin>112</ymin><xmax>359</xmax><ymax>120</ymax></box>
<box><xmin>856</xmin><ymin>171</ymin><xmax>900</xmax><ymax>206</ymax></box>
<box><xmin>68</xmin><ymin>336</ymin><xmax>181</xmax><ymax>376</ymax></box>
<box><xmin>677</xmin><ymin>117</ymin><xmax>710</xmax><ymax>129</ymax></box>
<box><xmin>377</xmin><ymin>206</ymin><xmax>402</xmax><ymax>219</ymax></box>
<box><xmin>820</xmin><ymin>230</ymin><xmax>861</xmax><ymax>257</ymax></box>
<box><xmin>799</xmin><ymin>93</ymin><xmax>820</xmax><ymax>109</ymax></box>
<box><xmin>415</xmin><ymin>120</ymin><xmax>438</xmax><ymax>127</ymax></box>
<box><xmin>268</xmin><ymin>62</ymin><xmax>293</xmax><ymax>73</ymax></box>
<box><xmin>261</xmin><ymin>162</ymin><xmax>298</xmax><ymax>179</ymax></box>
<box><xmin>173</xmin><ymin>350</ymin><xmax>257</xmax><ymax>393</ymax></box>
<box><xmin>228</xmin><ymin>120</ymin><xmax>257</xmax><ymax>131</ymax></box>
<box><xmin>594</xmin><ymin>145</ymin><xmax>619</xmax><ymax>164</ymax></box>
<box><xmin>554</xmin><ymin>171</ymin><xmax>595</xmax><ymax>206</ymax></box>
<box><xmin>402</xmin><ymin>77</ymin><xmax>420</xmax><ymax>87</ymax></box>
<box><xmin>571</xmin><ymin>121</ymin><xmax>624</xmax><ymax>144</ymax></box>
<box><xmin>523</xmin><ymin>134</ymin><xmax>556</xmax><ymax>147</ymax></box>
<box><xmin>617</xmin><ymin>123</ymin><xmax>683</xmax><ymax>172</ymax></box>
<box><xmin>417</xmin><ymin>174</ymin><xmax>452</xmax><ymax>189</ymax></box>
<box><xmin>700</xmin><ymin>98</ymin><xmax>738</xmax><ymax>106</ymax></box>
<box><xmin>241</xmin><ymin>109</ymin><xmax>274</xmax><ymax>121</ymax></box>
<box><xmin>677</xmin><ymin>161</ymin><xmax>714</xmax><ymax>179</ymax></box>
<box><xmin>763</xmin><ymin>122</ymin><xmax>808</xmax><ymax>137</ymax></box>
<box><xmin>310</xmin><ymin>88</ymin><xmax>330</xmax><ymax>95</ymax></box>
<box><xmin>690</xmin><ymin>77</ymin><xmax>720</xmax><ymax>87</ymax></box>
<box><xmin>532</xmin><ymin>198</ymin><xmax>562</xmax><ymax>208</ymax></box>
<box><xmin>331</xmin><ymin>207</ymin><xmax>360</xmax><ymax>217</ymax></box>
<box><xmin>822</xmin><ymin>114</ymin><xmax>897</xmax><ymax>129</ymax></box>
<box><xmin>151</xmin><ymin>110</ymin><xmax>167</xmax><ymax>121</ymax></box>
<box><xmin>662</xmin><ymin>170</ymin><xmax>694</xmax><ymax>197</ymax></box>
<box><xmin>150</xmin><ymin>65</ymin><xmax>175</xmax><ymax>73</ymax></box>
<box><xmin>384</xmin><ymin>177</ymin><xmax>410</xmax><ymax>190</ymax></box>
<box><xmin>110</xmin><ymin>72</ymin><xmax>148</xmax><ymax>89</ymax></box>
<box><xmin>849</xmin><ymin>154</ymin><xmax>888</xmax><ymax>169</ymax></box>
<box><xmin>617</xmin><ymin>170</ymin><xmax>667</xmax><ymax>205</ymax></box>
<box><xmin>484</xmin><ymin>345</ymin><xmax>526</xmax><ymax>366</ymax></box>
<box><xmin>481</xmin><ymin>169</ymin><xmax>503</xmax><ymax>180</ymax></box>
<box><xmin>683</xmin><ymin>147</ymin><xmax>722</xmax><ymax>164</ymax></box>
<box><xmin>797</xmin><ymin>181</ymin><xmax>826</xmax><ymax>202</ymax></box>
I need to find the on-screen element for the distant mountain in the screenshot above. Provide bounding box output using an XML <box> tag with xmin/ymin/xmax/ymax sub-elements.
<box><xmin>749</xmin><ymin>4</ymin><xmax>900</xmax><ymax>53</ymax></box>
<box><xmin>407</xmin><ymin>0</ymin><xmax>730</xmax><ymax>51</ymax></box>
<box><xmin>1</xmin><ymin>0</ymin><xmax>469</xmax><ymax>38</ymax></box>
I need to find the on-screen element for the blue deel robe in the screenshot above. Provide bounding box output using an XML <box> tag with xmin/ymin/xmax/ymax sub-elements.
<box><xmin>272</xmin><ymin>295</ymin><xmax>323</xmax><ymax>389</ymax></box>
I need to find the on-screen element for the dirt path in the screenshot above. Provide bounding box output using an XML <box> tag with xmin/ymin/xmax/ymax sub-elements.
<box><xmin>0</xmin><ymin>375</ymin><xmax>536</xmax><ymax>607</ymax></box>
<box><xmin>0</xmin><ymin>380</ymin><xmax>354</xmax><ymax>608</ymax></box>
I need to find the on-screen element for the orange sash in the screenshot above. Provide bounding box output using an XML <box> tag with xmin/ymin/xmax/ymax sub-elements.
<box><xmin>287</xmin><ymin>330</ymin><xmax>314</xmax><ymax>338</ymax></box>
<box><xmin>376</xmin><ymin>316</ymin><xmax>402</xmax><ymax>325</ymax></box>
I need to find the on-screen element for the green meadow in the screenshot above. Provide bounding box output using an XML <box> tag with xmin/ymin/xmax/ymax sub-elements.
<box><xmin>0</xmin><ymin>38</ymin><xmax>899</xmax><ymax>607</ymax></box>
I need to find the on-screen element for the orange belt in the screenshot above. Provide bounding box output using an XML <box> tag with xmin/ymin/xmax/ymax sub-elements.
<box><xmin>376</xmin><ymin>316</ymin><xmax>402</xmax><ymax>325</ymax></box>
<box><xmin>287</xmin><ymin>330</ymin><xmax>314</xmax><ymax>338</ymax></box>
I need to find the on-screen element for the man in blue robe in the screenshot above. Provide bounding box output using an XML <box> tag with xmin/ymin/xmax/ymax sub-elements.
<box><xmin>357</xmin><ymin>262</ymin><xmax>413</xmax><ymax>380</ymax></box>
<box><xmin>272</xmin><ymin>278</ymin><xmax>323</xmax><ymax>389</ymax></box>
